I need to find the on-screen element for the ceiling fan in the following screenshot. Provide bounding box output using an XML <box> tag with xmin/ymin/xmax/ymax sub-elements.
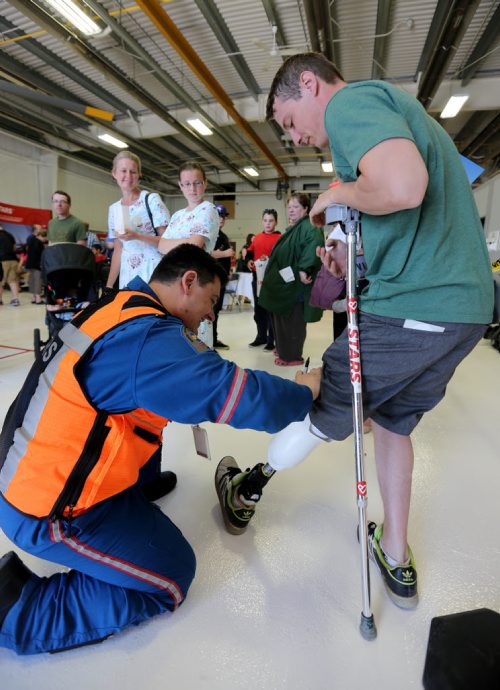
<box><xmin>253</xmin><ymin>25</ymin><xmax>300</xmax><ymax>57</ymax></box>
<box><xmin>215</xmin><ymin>24</ymin><xmax>308</xmax><ymax>70</ymax></box>
<box><xmin>252</xmin><ymin>25</ymin><xmax>309</xmax><ymax>70</ymax></box>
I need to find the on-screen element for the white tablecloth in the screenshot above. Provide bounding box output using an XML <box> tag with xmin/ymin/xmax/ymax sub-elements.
<box><xmin>223</xmin><ymin>272</ymin><xmax>254</xmax><ymax>309</ymax></box>
<box><xmin>235</xmin><ymin>272</ymin><xmax>254</xmax><ymax>306</ymax></box>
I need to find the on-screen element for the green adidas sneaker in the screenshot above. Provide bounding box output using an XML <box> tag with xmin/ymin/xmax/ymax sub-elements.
<box><xmin>215</xmin><ymin>456</ymin><xmax>257</xmax><ymax>535</ymax></box>
<box><xmin>367</xmin><ymin>522</ymin><xmax>418</xmax><ymax>609</ymax></box>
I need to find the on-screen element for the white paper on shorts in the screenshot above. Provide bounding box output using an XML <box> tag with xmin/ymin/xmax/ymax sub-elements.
<box><xmin>255</xmin><ymin>257</ymin><xmax>268</xmax><ymax>296</ymax></box>
<box><xmin>279</xmin><ymin>266</ymin><xmax>295</xmax><ymax>283</ymax></box>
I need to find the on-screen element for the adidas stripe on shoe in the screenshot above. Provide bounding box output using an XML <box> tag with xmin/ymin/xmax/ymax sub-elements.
<box><xmin>367</xmin><ymin>522</ymin><xmax>418</xmax><ymax>609</ymax></box>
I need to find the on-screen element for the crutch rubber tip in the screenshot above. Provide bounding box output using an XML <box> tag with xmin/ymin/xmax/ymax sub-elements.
<box><xmin>360</xmin><ymin>614</ymin><xmax>377</xmax><ymax>641</ymax></box>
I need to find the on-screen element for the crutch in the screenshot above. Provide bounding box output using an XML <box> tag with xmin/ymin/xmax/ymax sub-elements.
<box><xmin>325</xmin><ymin>203</ymin><xmax>377</xmax><ymax>641</ymax></box>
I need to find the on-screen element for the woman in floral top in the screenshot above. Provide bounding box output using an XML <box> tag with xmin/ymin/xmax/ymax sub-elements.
<box><xmin>106</xmin><ymin>151</ymin><xmax>170</xmax><ymax>289</ymax></box>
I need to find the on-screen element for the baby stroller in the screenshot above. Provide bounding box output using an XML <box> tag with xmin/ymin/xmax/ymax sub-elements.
<box><xmin>34</xmin><ymin>243</ymin><xmax>96</xmax><ymax>359</ymax></box>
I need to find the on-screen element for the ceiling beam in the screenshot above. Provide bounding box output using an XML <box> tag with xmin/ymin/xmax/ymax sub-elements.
<box><xmin>414</xmin><ymin>0</ymin><xmax>453</xmax><ymax>80</ymax></box>
<box><xmin>84</xmin><ymin>0</ymin><xmax>255</xmax><ymax>166</ymax></box>
<box><xmin>314</xmin><ymin>0</ymin><xmax>334</xmax><ymax>63</ymax></box>
<box><xmin>193</xmin><ymin>0</ymin><xmax>261</xmax><ymax>98</ymax></box>
<box><xmin>417</xmin><ymin>0</ymin><xmax>480</xmax><ymax>110</ymax></box>
<box><xmin>0</xmin><ymin>17</ymin><xmax>135</xmax><ymax>118</ymax></box>
<box><xmin>372</xmin><ymin>0</ymin><xmax>394</xmax><ymax>80</ymax></box>
<box><xmin>260</xmin><ymin>0</ymin><xmax>300</xmax><ymax>165</ymax></box>
<box><xmin>0</xmin><ymin>100</ymin><xmax>183</xmax><ymax>192</ymax></box>
<box><xmin>303</xmin><ymin>0</ymin><xmax>321</xmax><ymax>53</ymax></box>
<box><xmin>0</xmin><ymin>80</ymin><xmax>113</xmax><ymax>121</ymax></box>
<box><xmin>455</xmin><ymin>110</ymin><xmax>498</xmax><ymax>151</ymax></box>
<box><xmin>7</xmin><ymin>0</ymin><xmax>257</xmax><ymax>187</ymax></box>
<box><xmin>135</xmin><ymin>0</ymin><xmax>288</xmax><ymax>181</ymax></box>
<box><xmin>460</xmin><ymin>112</ymin><xmax>500</xmax><ymax>158</ymax></box>
<box><xmin>459</xmin><ymin>2</ymin><xmax>500</xmax><ymax>86</ymax></box>
<box><xmin>0</xmin><ymin>52</ymin><xmax>89</xmax><ymax>128</ymax></box>
<box><xmin>328</xmin><ymin>0</ymin><xmax>342</xmax><ymax>71</ymax></box>
<box><xmin>260</xmin><ymin>0</ymin><xmax>286</xmax><ymax>48</ymax></box>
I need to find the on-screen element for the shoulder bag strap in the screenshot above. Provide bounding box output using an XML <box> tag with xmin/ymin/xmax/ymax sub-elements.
<box><xmin>144</xmin><ymin>192</ymin><xmax>157</xmax><ymax>235</ymax></box>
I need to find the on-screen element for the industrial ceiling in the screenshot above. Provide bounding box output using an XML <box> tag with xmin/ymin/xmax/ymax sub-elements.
<box><xmin>0</xmin><ymin>0</ymin><xmax>499</xmax><ymax>194</ymax></box>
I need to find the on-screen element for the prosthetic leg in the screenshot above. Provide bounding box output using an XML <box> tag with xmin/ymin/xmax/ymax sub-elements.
<box><xmin>325</xmin><ymin>203</ymin><xmax>377</xmax><ymax>640</ymax></box>
<box><xmin>215</xmin><ymin>415</ymin><xmax>326</xmax><ymax>534</ymax></box>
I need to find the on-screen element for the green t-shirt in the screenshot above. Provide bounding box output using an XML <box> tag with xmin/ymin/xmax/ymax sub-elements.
<box><xmin>47</xmin><ymin>215</ymin><xmax>86</xmax><ymax>244</ymax></box>
<box><xmin>325</xmin><ymin>81</ymin><xmax>493</xmax><ymax>324</ymax></box>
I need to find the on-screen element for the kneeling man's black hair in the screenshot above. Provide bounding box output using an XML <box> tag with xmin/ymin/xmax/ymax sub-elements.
<box><xmin>150</xmin><ymin>243</ymin><xmax>228</xmax><ymax>288</ymax></box>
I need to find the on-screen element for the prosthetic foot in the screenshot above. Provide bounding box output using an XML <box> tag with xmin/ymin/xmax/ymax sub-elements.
<box><xmin>215</xmin><ymin>457</ymin><xmax>274</xmax><ymax>535</ymax></box>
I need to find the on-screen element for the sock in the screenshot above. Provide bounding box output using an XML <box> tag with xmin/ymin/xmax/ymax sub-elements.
<box><xmin>380</xmin><ymin>542</ymin><xmax>410</xmax><ymax>568</ymax></box>
<box><xmin>229</xmin><ymin>474</ymin><xmax>258</xmax><ymax>507</ymax></box>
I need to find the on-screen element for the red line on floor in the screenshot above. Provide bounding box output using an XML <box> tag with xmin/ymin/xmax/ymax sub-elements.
<box><xmin>0</xmin><ymin>344</ymin><xmax>34</xmax><ymax>359</ymax></box>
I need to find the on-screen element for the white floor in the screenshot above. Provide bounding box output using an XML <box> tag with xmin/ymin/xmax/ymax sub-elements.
<box><xmin>1</xmin><ymin>295</ymin><xmax>499</xmax><ymax>690</ymax></box>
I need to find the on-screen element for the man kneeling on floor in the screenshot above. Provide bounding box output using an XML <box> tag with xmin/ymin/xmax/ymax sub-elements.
<box><xmin>0</xmin><ymin>244</ymin><xmax>321</xmax><ymax>655</ymax></box>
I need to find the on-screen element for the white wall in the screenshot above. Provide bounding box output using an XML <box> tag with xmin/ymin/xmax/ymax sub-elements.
<box><xmin>0</xmin><ymin>131</ymin><xmax>333</xmax><ymax>246</ymax></box>
<box><xmin>57</xmin><ymin>158</ymin><xmax>118</xmax><ymax>231</ymax></box>
<box><xmin>0</xmin><ymin>134</ymin><xmax>55</xmax><ymax>209</ymax></box>
<box><xmin>0</xmin><ymin>132</ymin><xmax>117</xmax><ymax>232</ymax></box>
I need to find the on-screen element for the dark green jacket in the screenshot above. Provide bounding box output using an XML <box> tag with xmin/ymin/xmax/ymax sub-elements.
<box><xmin>259</xmin><ymin>216</ymin><xmax>324</xmax><ymax>322</ymax></box>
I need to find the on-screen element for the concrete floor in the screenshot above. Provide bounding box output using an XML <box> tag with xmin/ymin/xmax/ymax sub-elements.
<box><xmin>1</xmin><ymin>295</ymin><xmax>499</xmax><ymax>689</ymax></box>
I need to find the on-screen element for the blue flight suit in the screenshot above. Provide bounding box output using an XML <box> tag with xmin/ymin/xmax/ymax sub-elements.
<box><xmin>0</xmin><ymin>277</ymin><xmax>312</xmax><ymax>654</ymax></box>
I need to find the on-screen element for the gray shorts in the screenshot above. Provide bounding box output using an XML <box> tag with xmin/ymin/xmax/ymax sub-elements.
<box><xmin>310</xmin><ymin>313</ymin><xmax>486</xmax><ymax>440</ymax></box>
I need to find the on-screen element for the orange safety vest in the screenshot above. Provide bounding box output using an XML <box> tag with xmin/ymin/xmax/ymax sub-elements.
<box><xmin>0</xmin><ymin>290</ymin><xmax>169</xmax><ymax>519</ymax></box>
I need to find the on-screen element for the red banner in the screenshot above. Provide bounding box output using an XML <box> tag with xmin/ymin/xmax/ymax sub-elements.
<box><xmin>0</xmin><ymin>201</ymin><xmax>51</xmax><ymax>227</ymax></box>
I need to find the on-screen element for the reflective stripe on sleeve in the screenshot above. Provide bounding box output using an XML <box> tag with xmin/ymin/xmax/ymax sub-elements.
<box><xmin>216</xmin><ymin>366</ymin><xmax>247</xmax><ymax>424</ymax></box>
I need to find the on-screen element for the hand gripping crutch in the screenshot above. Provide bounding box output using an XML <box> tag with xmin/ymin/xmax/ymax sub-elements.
<box><xmin>325</xmin><ymin>204</ymin><xmax>377</xmax><ymax>641</ymax></box>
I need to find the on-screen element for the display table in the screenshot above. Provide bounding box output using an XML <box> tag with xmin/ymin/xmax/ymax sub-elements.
<box><xmin>235</xmin><ymin>272</ymin><xmax>254</xmax><ymax>306</ymax></box>
<box><xmin>223</xmin><ymin>272</ymin><xmax>254</xmax><ymax>309</ymax></box>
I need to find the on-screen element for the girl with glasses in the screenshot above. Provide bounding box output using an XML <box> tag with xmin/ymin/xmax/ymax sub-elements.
<box><xmin>158</xmin><ymin>162</ymin><xmax>219</xmax><ymax>346</ymax></box>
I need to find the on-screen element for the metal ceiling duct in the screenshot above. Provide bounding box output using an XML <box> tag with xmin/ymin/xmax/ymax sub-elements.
<box><xmin>0</xmin><ymin>80</ymin><xmax>113</xmax><ymax>121</ymax></box>
<box><xmin>417</xmin><ymin>0</ymin><xmax>480</xmax><ymax>110</ymax></box>
<box><xmin>372</xmin><ymin>0</ymin><xmax>394</xmax><ymax>80</ymax></box>
<box><xmin>193</xmin><ymin>0</ymin><xmax>261</xmax><ymax>98</ymax></box>
<box><xmin>303</xmin><ymin>0</ymin><xmax>321</xmax><ymax>53</ymax></box>
<box><xmin>459</xmin><ymin>2</ymin><xmax>500</xmax><ymax>86</ymax></box>
<box><xmin>0</xmin><ymin>16</ymin><xmax>136</xmax><ymax>118</ymax></box>
<box><xmin>84</xmin><ymin>0</ymin><xmax>256</xmax><ymax>168</ymax></box>
<box><xmin>135</xmin><ymin>0</ymin><xmax>289</xmax><ymax>181</ymax></box>
<box><xmin>7</xmin><ymin>0</ymin><xmax>259</xmax><ymax>187</ymax></box>
<box><xmin>461</xmin><ymin>112</ymin><xmax>500</xmax><ymax>158</ymax></box>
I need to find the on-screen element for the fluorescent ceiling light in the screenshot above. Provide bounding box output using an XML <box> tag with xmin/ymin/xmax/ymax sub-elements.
<box><xmin>45</xmin><ymin>0</ymin><xmax>101</xmax><ymax>36</ymax></box>
<box><xmin>98</xmin><ymin>133</ymin><xmax>128</xmax><ymax>149</ymax></box>
<box><xmin>440</xmin><ymin>95</ymin><xmax>469</xmax><ymax>119</ymax></box>
<box><xmin>187</xmin><ymin>118</ymin><xmax>213</xmax><ymax>136</ymax></box>
<box><xmin>243</xmin><ymin>167</ymin><xmax>259</xmax><ymax>177</ymax></box>
<box><xmin>321</xmin><ymin>161</ymin><xmax>333</xmax><ymax>173</ymax></box>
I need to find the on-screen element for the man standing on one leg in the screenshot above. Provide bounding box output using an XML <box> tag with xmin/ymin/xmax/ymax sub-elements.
<box><xmin>216</xmin><ymin>53</ymin><xmax>493</xmax><ymax>611</ymax></box>
<box><xmin>246</xmin><ymin>209</ymin><xmax>281</xmax><ymax>350</ymax></box>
